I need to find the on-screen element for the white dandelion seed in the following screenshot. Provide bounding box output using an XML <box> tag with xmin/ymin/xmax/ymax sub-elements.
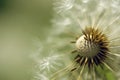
<box><xmin>53</xmin><ymin>0</ymin><xmax>75</xmax><ymax>14</ymax></box>
<box><xmin>51</xmin><ymin>17</ymin><xmax>71</xmax><ymax>35</ymax></box>
<box><xmin>38</xmin><ymin>54</ymin><xmax>63</xmax><ymax>72</ymax></box>
<box><xmin>34</xmin><ymin>73</ymin><xmax>49</xmax><ymax>80</ymax></box>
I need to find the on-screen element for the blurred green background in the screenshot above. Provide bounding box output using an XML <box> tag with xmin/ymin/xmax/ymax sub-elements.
<box><xmin>0</xmin><ymin>0</ymin><xmax>53</xmax><ymax>80</ymax></box>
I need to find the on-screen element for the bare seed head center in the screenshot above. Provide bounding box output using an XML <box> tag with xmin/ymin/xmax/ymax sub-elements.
<box><xmin>76</xmin><ymin>35</ymin><xmax>100</xmax><ymax>57</ymax></box>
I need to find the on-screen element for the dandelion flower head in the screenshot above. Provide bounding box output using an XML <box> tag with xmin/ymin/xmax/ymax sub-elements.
<box><xmin>33</xmin><ymin>0</ymin><xmax>120</xmax><ymax>80</ymax></box>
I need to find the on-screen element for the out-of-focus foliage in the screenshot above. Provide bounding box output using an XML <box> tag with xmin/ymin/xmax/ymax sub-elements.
<box><xmin>0</xmin><ymin>0</ymin><xmax>53</xmax><ymax>80</ymax></box>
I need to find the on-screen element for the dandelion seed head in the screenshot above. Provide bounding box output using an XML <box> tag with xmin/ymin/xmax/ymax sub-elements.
<box><xmin>33</xmin><ymin>0</ymin><xmax>120</xmax><ymax>80</ymax></box>
<box><xmin>72</xmin><ymin>27</ymin><xmax>110</xmax><ymax>70</ymax></box>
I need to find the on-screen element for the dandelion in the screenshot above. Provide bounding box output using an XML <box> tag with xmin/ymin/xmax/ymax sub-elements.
<box><xmin>32</xmin><ymin>0</ymin><xmax>120</xmax><ymax>80</ymax></box>
<box><xmin>50</xmin><ymin>0</ymin><xmax>120</xmax><ymax>80</ymax></box>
